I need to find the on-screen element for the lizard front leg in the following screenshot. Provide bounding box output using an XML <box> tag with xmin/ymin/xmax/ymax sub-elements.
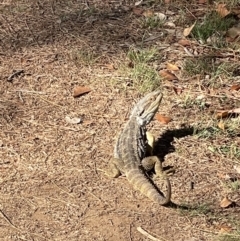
<box><xmin>146</xmin><ymin>131</ymin><xmax>155</xmax><ymax>156</ymax></box>
<box><xmin>145</xmin><ymin>131</ymin><xmax>175</xmax><ymax>176</ymax></box>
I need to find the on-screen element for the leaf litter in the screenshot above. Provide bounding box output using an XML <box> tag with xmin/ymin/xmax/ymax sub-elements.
<box><xmin>0</xmin><ymin>1</ymin><xmax>240</xmax><ymax>241</ymax></box>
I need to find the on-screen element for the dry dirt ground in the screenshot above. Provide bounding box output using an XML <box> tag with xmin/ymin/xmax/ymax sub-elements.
<box><xmin>0</xmin><ymin>1</ymin><xmax>240</xmax><ymax>241</ymax></box>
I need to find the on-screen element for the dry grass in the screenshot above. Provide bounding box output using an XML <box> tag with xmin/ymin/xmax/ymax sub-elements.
<box><xmin>0</xmin><ymin>0</ymin><xmax>240</xmax><ymax>240</ymax></box>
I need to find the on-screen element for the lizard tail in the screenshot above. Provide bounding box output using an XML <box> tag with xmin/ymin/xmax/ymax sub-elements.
<box><xmin>126</xmin><ymin>168</ymin><xmax>171</xmax><ymax>205</ymax></box>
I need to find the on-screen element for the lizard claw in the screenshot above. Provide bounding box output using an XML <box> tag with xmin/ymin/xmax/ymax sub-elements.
<box><xmin>153</xmin><ymin>166</ymin><xmax>176</xmax><ymax>180</ymax></box>
<box><xmin>163</xmin><ymin>166</ymin><xmax>176</xmax><ymax>176</ymax></box>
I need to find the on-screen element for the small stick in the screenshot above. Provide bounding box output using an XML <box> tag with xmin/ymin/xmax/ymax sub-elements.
<box><xmin>206</xmin><ymin>93</ymin><xmax>240</xmax><ymax>101</ymax></box>
<box><xmin>7</xmin><ymin>69</ymin><xmax>24</xmax><ymax>82</ymax></box>
<box><xmin>0</xmin><ymin>14</ymin><xmax>16</xmax><ymax>34</ymax></box>
<box><xmin>137</xmin><ymin>226</ymin><xmax>163</xmax><ymax>241</ymax></box>
<box><xmin>12</xmin><ymin>89</ymin><xmax>46</xmax><ymax>94</ymax></box>
<box><xmin>0</xmin><ymin>209</ymin><xmax>18</xmax><ymax>230</ymax></box>
<box><xmin>0</xmin><ymin>209</ymin><xmax>45</xmax><ymax>238</ymax></box>
<box><xmin>37</xmin><ymin>96</ymin><xmax>63</xmax><ymax>108</ymax></box>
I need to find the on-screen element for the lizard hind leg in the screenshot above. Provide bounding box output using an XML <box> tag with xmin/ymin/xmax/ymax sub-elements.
<box><xmin>141</xmin><ymin>156</ymin><xmax>159</xmax><ymax>172</ymax></box>
<box><xmin>142</xmin><ymin>156</ymin><xmax>173</xmax><ymax>178</ymax></box>
<box><xmin>145</xmin><ymin>132</ymin><xmax>176</xmax><ymax>177</ymax></box>
<box><xmin>107</xmin><ymin>158</ymin><xmax>123</xmax><ymax>178</ymax></box>
<box><xmin>141</xmin><ymin>156</ymin><xmax>172</xmax><ymax>203</ymax></box>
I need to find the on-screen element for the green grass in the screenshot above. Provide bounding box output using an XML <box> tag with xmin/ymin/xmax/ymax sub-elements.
<box><xmin>179</xmin><ymin>203</ymin><xmax>240</xmax><ymax>241</ymax></box>
<box><xmin>176</xmin><ymin>8</ymin><xmax>192</xmax><ymax>26</ymax></box>
<box><xmin>178</xmin><ymin>202</ymin><xmax>213</xmax><ymax>217</ymax></box>
<box><xmin>207</xmin><ymin>143</ymin><xmax>240</xmax><ymax>163</ymax></box>
<box><xmin>181</xmin><ymin>94</ymin><xmax>210</xmax><ymax>111</ymax></box>
<box><xmin>217</xmin><ymin>232</ymin><xmax>240</xmax><ymax>241</ymax></box>
<box><xmin>196</xmin><ymin>127</ymin><xmax>222</xmax><ymax>139</ymax></box>
<box><xmin>116</xmin><ymin>47</ymin><xmax>161</xmax><ymax>93</ymax></box>
<box><xmin>183</xmin><ymin>56</ymin><xmax>217</xmax><ymax>77</ymax></box>
<box><xmin>188</xmin><ymin>203</ymin><xmax>213</xmax><ymax>216</ymax></box>
<box><xmin>197</xmin><ymin>121</ymin><xmax>240</xmax><ymax>139</ymax></box>
<box><xmin>217</xmin><ymin>145</ymin><xmax>240</xmax><ymax>160</ymax></box>
<box><xmin>214</xmin><ymin>0</ymin><xmax>240</xmax><ymax>7</ymax></box>
<box><xmin>127</xmin><ymin>47</ymin><xmax>158</xmax><ymax>63</ymax></box>
<box><xmin>227</xmin><ymin>180</ymin><xmax>240</xmax><ymax>191</ymax></box>
<box><xmin>183</xmin><ymin>57</ymin><xmax>239</xmax><ymax>88</ymax></box>
<box><xmin>212</xmin><ymin>62</ymin><xmax>238</xmax><ymax>79</ymax></box>
<box><xmin>129</xmin><ymin>63</ymin><xmax>160</xmax><ymax>92</ymax></box>
<box><xmin>141</xmin><ymin>15</ymin><xmax>165</xmax><ymax>29</ymax></box>
<box><xmin>191</xmin><ymin>12</ymin><xmax>236</xmax><ymax>44</ymax></box>
<box><xmin>70</xmin><ymin>48</ymin><xmax>98</xmax><ymax>66</ymax></box>
<box><xmin>183</xmin><ymin>57</ymin><xmax>236</xmax><ymax>79</ymax></box>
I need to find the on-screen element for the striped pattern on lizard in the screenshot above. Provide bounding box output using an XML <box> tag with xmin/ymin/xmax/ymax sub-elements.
<box><xmin>109</xmin><ymin>90</ymin><xmax>171</xmax><ymax>205</ymax></box>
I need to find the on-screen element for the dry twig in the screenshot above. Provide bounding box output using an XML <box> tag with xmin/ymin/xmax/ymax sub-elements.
<box><xmin>137</xmin><ymin>226</ymin><xmax>164</xmax><ymax>241</ymax></box>
<box><xmin>0</xmin><ymin>209</ymin><xmax>18</xmax><ymax>230</ymax></box>
<box><xmin>7</xmin><ymin>69</ymin><xmax>24</xmax><ymax>82</ymax></box>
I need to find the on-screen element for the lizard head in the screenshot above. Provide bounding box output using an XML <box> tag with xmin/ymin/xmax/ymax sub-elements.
<box><xmin>130</xmin><ymin>90</ymin><xmax>163</xmax><ymax>126</ymax></box>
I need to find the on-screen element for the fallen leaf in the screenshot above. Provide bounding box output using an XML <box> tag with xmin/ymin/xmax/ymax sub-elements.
<box><xmin>229</xmin><ymin>108</ymin><xmax>240</xmax><ymax>114</ymax></box>
<box><xmin>224</xmin><ymin>173</ymin><xmax>232</xmax><ymax>181</ymax></box>
<box><xmin>199</xmin><ymin>0</ymin><xmax>207</xmax><ymax>3</ymax></box>
<box><xmin>167</xmin><ymin>63</ymin><xmax>179</xmax><ymax>71</ymax></box>
<box><xmin>164</xmin><ymin>21</ymin><xmax>175</xmax><ymax>28</ymax></box>
<box><xmin>65</xmin><ymin>116</ymin><xmax>82</xmax><ymax>124</ymax></box>
<box><xmin>105</xmin><ymin>64</ymin><xmax>115</xmax><ymax>70</ymax></box>
<box><xmin>226</xmin><ymin>36</ymin><xmax>236</xmax><ymax>43</ymax></box>
<box><xmin>178</xmin><ymin>39</ymin><xmax>191</xmax><ymax>46</ymax></box>
<box><xmin>226</xmin><ymin>26</ymin><xmax>240</xmax><ymax>39</ymax></box>
<box><xmin>230</xmin><ymin>84</ymin><xmax>240</xmax><ymax>91</ymax></box>
<box><xmin>173</xmin><ymin>86</ymin><xmax>183</xmax><ymax>95</ymax></box>
<box><xmin>217</xmin><ymin>172</ymin><xmax>230</xmax><ymax>180</ymax></box>
<box><xmin>208</xmin><ymin>146</ymin><xmax>215</xmax><ymax>152</ymax></box>
<box><xmin>196</xmin><ymin>94</ymin><xmax>206</xmax><ymax>100</ymax></box>
<box><xmin>216</xmin><ymin>3</ymin><xmax>231</xmax><ymax>18</ymax></box>
<box><xmin>159</xmin><ymin>70</ymin><xmax>178</xmax><ymax>81</ymax></box>
<box><xmin>218</xmin><ymin>120</ymin><xmax>225</xmax><ymax>130</ymax></box>
<box><xmin>132</xmin><ymin>7</ymin><xmax>144</xmax><ymax>15</ymax></box>
<box><xmin>73</xmin><ymin>86</ymin><xmax>91</xmax><ymax>97</ymax></box>
<box><xmin>216</xmin><ymin>110</ymin><xmax>229</xmax><ymax>119</ymax></box>
<box><xmin>163</xmin><ymin>80</ymin><xmax>175</xmax><ymax>89</ymax></box>
<box><xmin>219</xmin><ymin>224</ymin><xmax>233</xmax><ymax>233</ymax></box>
<box><xmin>155</xmin><ymin>114</ymin><xmax>172</xmax><ymax>124</ymax></box>
<box><xmin>220</xmin><ymin>197</ymin><xmax>233</xmax><ymax>208</ymax></box>
<box><xmin>232</xmin><ymin>7</ymin><xmax>240</xmax><ymax>16</ymax></box>
<box><xmin>164</xmin><ymin>0</ymin><xmax>171</xmax><ymax>3</ymax></box>
<box><xmin>216</xmin><ymin>108</ymin><xmax>240</xmax><ymax>119</ymax></box>
<box><xmin>183</xmin><ymin>22</ymin><xmax>196</xmax><ymax>37</ymax></box>
<box><xmin>83</xmin><ymin>120</ymin><xmax>94</xmax><ymax>126</ymax></box>
<box><xmin>135</xmin><ymin>0</ymin><xmax>143</xmax><ymax>6</ymax></box>
<box><xmin>154</xmin><ymin>12</ymin><xmax>166</xmax><ymax>21</ymax></box>
<box><xmin>143</xmin><ymin>9</ymin><xmax>154</xmax><ymax>17</ymax></box>
<box><xmin>234</xmin><ymin>165</ymin><xmax>240</xmax><ymax>174</ymax></box>
<box><xmin>233</xmin><ymin>108</ymin><xmax>240</xmax><ymax>113</ymax></box>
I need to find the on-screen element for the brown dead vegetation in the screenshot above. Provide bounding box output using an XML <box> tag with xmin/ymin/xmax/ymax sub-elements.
<box><xmin>0</xmin><ymin>1</ymin><xmax>240</xmax><ymax>240</ymax></box>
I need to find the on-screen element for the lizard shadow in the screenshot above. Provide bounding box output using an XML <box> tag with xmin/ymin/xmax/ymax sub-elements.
<box><xmin>150</xmin><ymin>127</ymin><xmax>238</xmax><ymax>211</ymax></box>
<box><xmin>153</xmin><ymin>126</ymin><xmax>195</xmax><ymax>210</ymax></box>
<box><xmin>154</xmin><ymin>126</ymin><xmax>194</xmax><ymax>160</ymax></box>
